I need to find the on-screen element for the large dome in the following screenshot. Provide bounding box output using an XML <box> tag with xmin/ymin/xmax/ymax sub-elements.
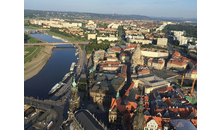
<box><xmin>131</xmin><ymin>44</ymin><xmax>144</xmax><ymax>64</ymax></box>
<box><xmin>132</xmin><ymin>47</ymin><xmax>142</xmax><ymax>58</ymax></box>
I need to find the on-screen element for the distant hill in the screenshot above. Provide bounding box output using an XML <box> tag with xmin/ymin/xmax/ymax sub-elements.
<box><xmin>24</xmin><ymin>9</ymin><xmax>197</xmax><ymax>22</ymax></box>
<box><xmin>150</xmin><ymin>16</ymin><xmax>197</xmax><ymax>22</ymax></box>
<box><xmin>24</xmin><ymin>9</ymin><xmax>151</xmax><ymax>20</ymax></box>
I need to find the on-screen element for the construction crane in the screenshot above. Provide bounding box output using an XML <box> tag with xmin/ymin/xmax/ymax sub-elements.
<box><xmin>175</xmin><ymin>74</ymin><xmax>196</xmax><ymax>94</ymax></box>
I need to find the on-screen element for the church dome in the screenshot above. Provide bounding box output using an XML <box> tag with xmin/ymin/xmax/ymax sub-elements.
<box><xmin>132</xmin><ymin>45</ymin><xmax>142</xmax><ymax>59</ymax></box>
<box><xmin>131</xmin><ymin>44</ymin><xmax>144</xmax><ymax>65</ymax></box>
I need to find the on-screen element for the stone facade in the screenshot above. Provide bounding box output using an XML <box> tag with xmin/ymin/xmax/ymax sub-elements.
<box><xmin>157</xmin><ymin>38</ymin><xmax>168</xmax><ymax>47</ymax></box>
<box><xmin>89</xmin><ymin>73</ymin><xmax>125</xmax><ymax>106</ymax></box>
<box><xmin>131</xmin><ymin>44</ymin><xmax>144</xmax><ymax>65</ymax></box>
<box><xmin>132</xmin><ymin>98</ymin><xmax>145</xmax><ymax>130</ymax></box>
<box><xmin>87</xmin><ymin>34</ymin><xmax>97</xmax><ymax>40</ymax></box>
<box><xmin>68</xmin><ymin>77</ymin><xmax>80</xmax><ymax>119</ymax></box>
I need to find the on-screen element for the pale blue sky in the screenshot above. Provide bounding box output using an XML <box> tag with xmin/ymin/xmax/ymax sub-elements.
<box><xmin>24</xmin><ymin>0</ymin><xmax>197</xmax><ymax>18</ymax></box>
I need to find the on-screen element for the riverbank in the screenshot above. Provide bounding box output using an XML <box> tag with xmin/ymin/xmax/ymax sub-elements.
<box><xmin>45</xmin><ymin>31</ymin><xmax>78</xmax><ymax>42</ymax></box>
<box><xmin>24</xmin><ymin>46</ymin><xmax>53</xmax><ymax>81</ymax></box>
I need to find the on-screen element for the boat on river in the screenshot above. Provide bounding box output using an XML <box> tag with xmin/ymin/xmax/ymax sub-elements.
<box><xmin>48</xmin><ymin>82</ymin><xmax>64</xmax><ymax>95</ymax></box>
<box><xmin>70</xmin><ymin>62</ymin><xmax>76</xmax><ymax>72</ymax></box>
<box><xmin>62</xmin><ymin>72</ymin><xmax>71</xmax><ymax>81</ymax></box>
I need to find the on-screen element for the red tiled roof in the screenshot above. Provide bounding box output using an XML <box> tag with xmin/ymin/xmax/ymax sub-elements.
<box><xmin>122</xmin><ymin>81</ymin><xmax>135</xmax><ymax>100</ymax></box>
<box><xmin>158</xmin><ymin>87</ymin><xmax>168</xmax><ymax>93</ymax></box>
<box><xmin>121</xmin><ymin>53</ymin><xmax>128</xmax><ymax>56</ymax></box>
<box><xmin>144</xmin><ymin>116</ymin><xmax>163</xmax><ymax>129</ymax></box>
<box><xmin>168</xmin><ymin>60</ymin><xmax>187</xmax><ymax>66</ymax></box>
<box><xmin>167</xmin><ymin>86</ymin><xmax>174</xmax><ymax>91</ymax></box>
<box><xmin>190</xmin><ymin>119</ymin><xmax>197</xmax><ymax>128</ymax></box>
<box><xmin>96</xmin><ymin>27</ymin><xmax>104</xmax><ymax>30</ymax></box>
<box><xmin>191</xmin><ymin>70</ymin><xmax>197</xmax><ymax>74</ymax></box>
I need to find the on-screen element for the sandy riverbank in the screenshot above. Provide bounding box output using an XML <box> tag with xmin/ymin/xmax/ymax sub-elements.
<box><xmin>24</xmin><ymin>46</ymin><xmax>53</xmax><ymax>81</ymax></box>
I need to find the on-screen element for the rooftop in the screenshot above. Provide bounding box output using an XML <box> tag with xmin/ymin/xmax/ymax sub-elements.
<box><xmin>90</xmin><ymin>74</ymin><xmax>125</xmax><ymax>94</ymax></box>
<box><xmin>139</xmin><ymin>75</ymin><xmax>169</xmax><ymax>87</ymax></box>
<box><xmin>75</xmin><ymin>110</ymin><xmax>104</xmax><ymax>130</ymax></box>
<box><xmin>170</xmin><ymin>119</ymin><xmax>197</xmax><ymax>130</ymax></box>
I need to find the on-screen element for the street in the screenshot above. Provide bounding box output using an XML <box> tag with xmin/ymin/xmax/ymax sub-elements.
<box><xmin>75</xmin><ymin>44</ymin><xmax>87</xmax><ymax>81</ymax></box>
<box><xmin>24</xmin><ymin>97</ymin><xmax>65</xmax><ymax>130</ymax></box>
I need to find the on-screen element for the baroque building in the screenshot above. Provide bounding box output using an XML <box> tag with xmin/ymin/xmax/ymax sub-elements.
<box><xmin>89</xmin><ymin>73</ymin><xmax>125</xmax><ymax>106</ymax></box>
<box><xmin>132</xmin><ymin>97</ymin><xmax>145</xmax><ymax>130</ymax></box>
<box><xmin>68</xmin><ymin>76</ymin><xmax>80</xmax><ymax>119</ymax></box>
<box><xmin>131</xmin><ymin>44</ymin><xmax>144</xmax><ymax>66</ymax></box>
<box><xmin>89</xmin><ymin>66</ymin><xmax>96</xmax><ymax>89</ymax></box>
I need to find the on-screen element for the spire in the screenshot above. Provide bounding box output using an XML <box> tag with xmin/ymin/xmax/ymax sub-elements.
<box><xmin>72</xmin><ymin>76</ymin><xmax>77</xmax><ymax>88</ymax></box>
<box><xmin>116</xmin><ymin>90</ymin><xmax>120</xmax><ymax>100</ymax></box>
<box><xmin>137</xmin><ymin>91</ymin><xmax>144</xmax><ymax>115</ymax></box>
<box><xmin>138</xmin><ymin>96</ymin><xmax>143</xmax><ymax>106</ymax></box>
<box><xmin>92</xmin><ymin>66</ymin><xmax>96</xmax><ymax>72</ymax></box>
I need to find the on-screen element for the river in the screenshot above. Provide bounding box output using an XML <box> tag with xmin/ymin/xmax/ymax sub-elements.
<box><xmin>24</xmin><ymin>29</ymin><xmax>78</xmax><ymax>100</ymax></box>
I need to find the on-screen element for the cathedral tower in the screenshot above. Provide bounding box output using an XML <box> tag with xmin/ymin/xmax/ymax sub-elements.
<box><xmin>68</xmin><ymin>76</ymin><xmax>80</xmax><ymax>119</ymax></box>
<box><xmin>132</xmin><ymin>97</ymin><xmax>145</xmax><ymax>130</ymax></box>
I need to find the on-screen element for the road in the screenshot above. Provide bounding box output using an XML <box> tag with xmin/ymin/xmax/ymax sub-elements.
<box><xmin>75</xmin><ymin>44</ymin><xmax>87</xmax><ymax>81</ymax></box>
<box><xmin>24</xmin><ymin>97</ymin><xmax>64</xmax><ymax>130</ymax></box>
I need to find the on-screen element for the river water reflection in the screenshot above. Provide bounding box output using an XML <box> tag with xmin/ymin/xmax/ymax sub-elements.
<box><xmin>24</xmin><ymin>30</ymin><xmax>78</xmax><ymax>100</ymax></box>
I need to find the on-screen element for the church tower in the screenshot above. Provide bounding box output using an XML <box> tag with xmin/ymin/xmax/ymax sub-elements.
<box><xmin>132</xmin><ymin>97</ymin><xmax>145</xmax><ymax>130</ymax></box>
<box><xmin>68</xmin><ymin>76</ymin><xmax>80</xmax><ymax>119</ymax></box>
<box><xmin>89</xmin><ymin>66</ymin><xmax>95</xmax><ymax>88</ymax></box>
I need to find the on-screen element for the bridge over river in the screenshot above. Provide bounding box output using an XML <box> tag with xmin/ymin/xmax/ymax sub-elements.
<box><xmin>24</xmin><ymin>41</ymin><xmax>89</xmax><ymax>46</ymax></box>
<box><xmin>24</xmin><ymin>29</ymin><xmax>50</xmax><ymax>34</ymax></box>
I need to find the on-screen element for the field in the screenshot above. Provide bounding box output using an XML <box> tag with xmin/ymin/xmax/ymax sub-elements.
<box><xmin>46</xmin><ymin>31</ymin><xmax>78</xmax><ymax>42</ymax></box>
<box><xmin>24</xmin><ymin>25</ymin><xmax>38</xmax><ymax>30</ymax></box>
<box><xmin>24</xmin><ymin>46</ymin><xmax>43</xmax><ymax>64</ymax></box>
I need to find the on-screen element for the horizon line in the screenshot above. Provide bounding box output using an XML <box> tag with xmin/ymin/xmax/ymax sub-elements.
<box><xmin>24</xmin><ymin>9</ymin><xmax>197</xmax><ymax>20</ymax></box>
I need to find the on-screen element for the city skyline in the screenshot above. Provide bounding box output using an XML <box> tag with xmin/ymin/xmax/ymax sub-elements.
<box><xmin>24</xmin><ymin>0</ymin><xmax>197</xmax><ymax>18</ymax></box>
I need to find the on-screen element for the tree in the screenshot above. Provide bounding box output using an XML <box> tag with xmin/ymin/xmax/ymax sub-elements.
<box><xmin>173</xmin><ymin>40</ymin><xmax>179</xmax><ymax>46</ymax></box>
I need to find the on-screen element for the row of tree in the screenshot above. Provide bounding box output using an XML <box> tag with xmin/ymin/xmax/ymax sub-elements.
<box><xmin>50</xmin><ymin>27</ymin><xmax>73</xmax><ymax>37</ymax></box>
<box><xmin>117</xmin><ymin>25</ymin><xmax>125</xmax><ymax>38</ymax></box>
<box><xmin>162</xmin><ymin>24</ymin><xmax>197</xmax><ymax>38</ymax></box>
<box><xmin>86</xmin><ymin>39</ymin><xmax>110</xmax><ymax>54</ymax></box>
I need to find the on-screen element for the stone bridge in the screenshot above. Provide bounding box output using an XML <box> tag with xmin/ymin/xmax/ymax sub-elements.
<box><xmin>24</xmin><ymin>41</ymin><xmax>89</xmax><ymax>46</ymax></box>
<box><xmin>24</xmin><ymin>29</ymin><xmax>50</xmax><ymax>32</ymax></box>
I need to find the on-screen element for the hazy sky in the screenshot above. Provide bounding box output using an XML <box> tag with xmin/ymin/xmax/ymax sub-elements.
<box><xmin>24</xmin><ymin>0</ymin><xmax>197</xmax><ymax>18</ymax></box>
